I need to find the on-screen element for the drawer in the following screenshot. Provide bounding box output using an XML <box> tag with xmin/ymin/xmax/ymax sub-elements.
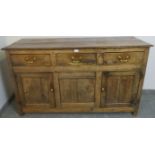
<box><xmin>102</xmin><ymin>51</ymin><xmax>145</xmax><ymax>65</ymax></box>
<box><xmin>11</xmin><ymin>54</ymin><xmax>51</xmax><ymax>66</ymax></box>
<box><xmin>56</xmin><ymin>53</ymin><xmax>97</xmax><ymax>66</ymax></box>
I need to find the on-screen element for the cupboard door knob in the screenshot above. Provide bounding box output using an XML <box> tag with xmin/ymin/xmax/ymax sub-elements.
<box><xmin>50</xmin><ymin>88</ymin><xmax>54</xmax><ymax>92</ymax></box>
<box><xmin>101</xmin><ymin>88</ymin><xmax>105</xmax><ymax>92</ymax></box>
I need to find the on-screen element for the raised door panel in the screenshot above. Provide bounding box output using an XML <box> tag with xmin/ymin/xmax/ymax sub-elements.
<box><xmin>17</xmin><ymin>73</ymin><xmax>55</xmax><ymax>108</ymax></box>
<box><xmin>59</xmin><ymin>79</ymin><xmax>77</xmax><ymax>103</ymax></box>
<box><xmin>101</xmin><ymin>71</ymin><xmax>140</xmax><ymax>107</ymax></box>
<box><xmin>58</xmin><ymin>72</ymin><xmax>95</xmax><ymax>108</ymax></box>
<box><xmin>77</xmin><ymin>79</ymin><xmax>95</xmax><ymax>103</ymax></box>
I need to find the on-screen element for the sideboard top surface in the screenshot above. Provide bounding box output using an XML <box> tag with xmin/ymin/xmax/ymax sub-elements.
<box><xmin>3</xmin><ymin>37</ymin><xmax>152</xmax><ymax>50</ymax></box>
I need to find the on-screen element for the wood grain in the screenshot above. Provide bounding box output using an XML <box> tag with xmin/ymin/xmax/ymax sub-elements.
<box><xmin>58</xmin><ymin>72</ymin><xmax>95</xmax><ymax>108</ymax></box>
<box><xmin>101</xmin><ymin>71</ymin><xmax>140</xmax><ymax>107</ymax></box>
<box><xmin>16</xmin><ymin>73</ymin><xmax>55</xmax><ymax>108</ymax></box>
<box><xmin>3</xmin><ymin>37</ymin><xmax>152</xmax><ymax>50</ymax></box>
<box><xmin>3</xmin><ymin>37</ymin><xmax>152</xmax><ymax>115</ymax></box>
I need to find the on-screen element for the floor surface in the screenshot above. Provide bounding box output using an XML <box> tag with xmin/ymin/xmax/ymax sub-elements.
<box><xmin>0</xmin><ymin>90</ymin><xmax>155</xmax><ymax>118</ymax></box>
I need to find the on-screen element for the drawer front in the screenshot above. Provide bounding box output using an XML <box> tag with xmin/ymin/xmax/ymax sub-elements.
<box><xmin>11</xmin><ymin>54</ymin><xmax>51</xmax><ymax>66</ymax></box>
<box><xmin>56</xmin><ymin>51</ymin><xmax>97</xmax><ymax>66</ymax></box>
<box><xmin>102</xmin><ymin>51</ymin><xmax>145</xmax><ymax>65</ymax></box>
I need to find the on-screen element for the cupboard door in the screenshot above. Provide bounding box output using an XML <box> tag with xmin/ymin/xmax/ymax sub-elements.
<box><xmin>101</xmin><ymin>71</ymin><xmax>140</xmax><ymax>107</ymax></box>
<box><xmin>58</xmin><ymin>72</ymin><xmax>96</xmax><ymax>108</ymax></box>
<box><xmin>17</xmin><ymin>73</ymin><xmax>55</xmax><ymax>108</ymax></box>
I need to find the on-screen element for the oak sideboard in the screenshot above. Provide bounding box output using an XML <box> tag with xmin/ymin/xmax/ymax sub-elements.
<box><xmin>3</xmin><ymin>37</ymin><xmax>152</xmax><ymax>115</ymax></box>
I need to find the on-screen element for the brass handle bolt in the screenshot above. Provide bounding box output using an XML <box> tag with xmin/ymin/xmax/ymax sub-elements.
<box><xmin>25</xmin><ymin>56</ymin><xmax>37</xmax><ymax>64</ymax></box>
<box><xmin>118</xmin><ymin>55</ymin><xmax>130</xmax><ymax>63</ymax></box>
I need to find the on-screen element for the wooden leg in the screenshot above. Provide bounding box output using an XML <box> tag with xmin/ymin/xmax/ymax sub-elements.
<box><xmin>131</xmin><ymin>110</ymin><xmax>138</xmax><ymax>117</ymax></box>
<box><xmin>18</xmin><ymin>111</ymin><xmax>25</xmax><ymax>116</ymax></box>
<box><xmin>131</xmin><ymin>103</ymin><xmax>140</xmax><ymax>117</ymax></box>
<box><xmin>16</xmin><ymin>105</ymin><xmax>25</xmax><ymax>116</ymax></box>
<box><xmin>14</xmin><ymin>100</ymin><xmax>25</xmax><ymax>116</ymax></box>
<box><xmin>11</xmin><ymin>94</ymin><xmax>25</xmax><ymax>116</ymax></box>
